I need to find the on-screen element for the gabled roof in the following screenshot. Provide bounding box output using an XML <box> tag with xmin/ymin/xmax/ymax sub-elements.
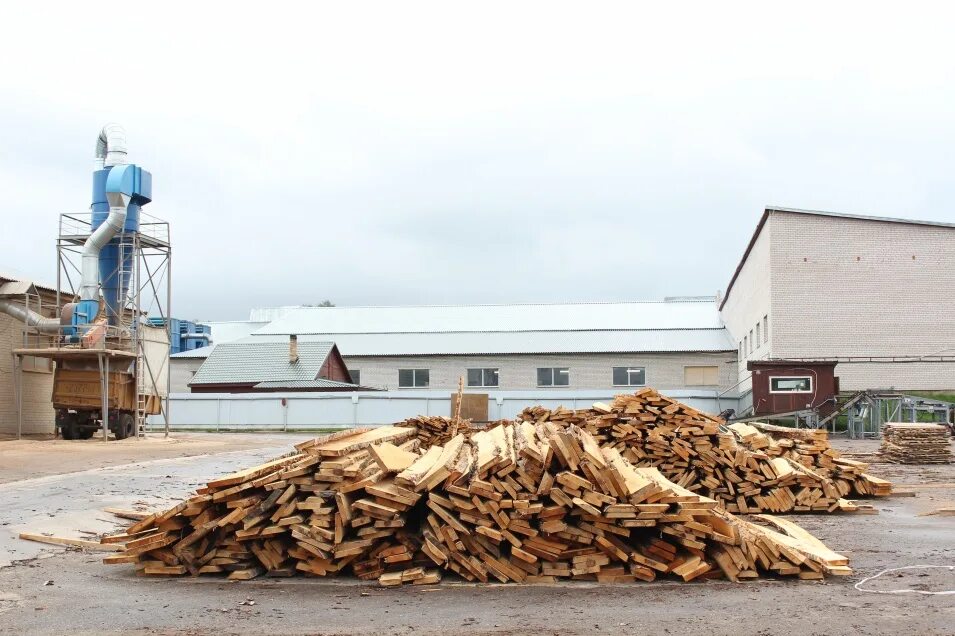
<box><xmin>255</xmin><ymin>300</ymin><xmax>722</xmax><ymax>336</ymax></box>
<box><xmin>0</xmin><ymin>273</ymin><xmax>64</xmax><ymax>297</ymax></box>
<box><xmin>720</xmin><ymin>206</ymin><xmax>955</xmax><ymax>311</ymax></box>
<box><xmin>189</xmin><ymin>341</ymin><xmax>339</xmax><ymax>386</ymax></box>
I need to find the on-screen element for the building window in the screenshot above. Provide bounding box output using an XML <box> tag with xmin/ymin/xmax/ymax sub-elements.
<box><xmin>749</xmin><ymin>330</ymin><xmax>754</xmax><ymax>354</ymax></box>
<box><xmin>764</xmin><ymin>314</ymin><xmax>769</xmax><ymax>343</ymax></box>
<box><xmin>743</xmin><ymin>336</ymin><xmax>748</xmax><ymax>357</ymax></box>
<box><xmin>467</xmin><ymin>368</ymin><xmax>499</xmax><ymax>387</ymax></box>
<box><xmin>756</xmin><ymin>322</ymin><xmax>761</xmax><ymax>348</ymax></box>
<box><xmin>349</xmin><ymin>370</ymin><xmax>361</xmax><ymax>385</ymax></box>
<box><xmin>769</xmin><ymin>376</ymin><xmax>813</xmax><ymax>393</ymax></box>
<box><xmin>739</xmin><ymin>341</ymin><xmax>744</xmax><ymax>360</ymax></box>
<box><xmin>612</xmin><ymin>366</ymin><xmax>646</xmax><ymax>387</ymax></box>
<box><xmin>684</xmin><ymin>366</ymin><xmax>719</xmax><ymax>386</ymax></box>
<box><xmin>537</xmin><ymin>367</ymin><xmax>569</xmax><ymax>387</ymax></box>
<box><xmin>398</xmin><ymin>369</ymin><xmax>429</xmax><ymax>388</ymax></box>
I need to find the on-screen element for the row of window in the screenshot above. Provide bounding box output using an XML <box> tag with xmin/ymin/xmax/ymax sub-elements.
<box><xmin>349</xmin><ymin>366</ymin><xmax>720</xmax><ymax>388</ymax></box>
<box><xmin>740</xmin><ymin>313</ymin><xmax>770</xmax><ymax>359</ymax></box>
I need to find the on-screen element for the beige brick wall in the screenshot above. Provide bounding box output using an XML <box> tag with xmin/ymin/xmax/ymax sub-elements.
<box><xmin>719</xmin><ymin>219</ymin><xmax>773</xmax><ymax>386</ymax></box>
<box><xmin>723</xmin><ymin>210</ymin><xmax>955</xmax><ymax>392</ymax></box>
<box><xmin>769</xmin><ymin>211</ymin><xmax>955</xmax><ymax>390</ymax></box>
<box><xmin>0</xmin><ymin>313</ymin><xmax>56</xmax><ymax>436</ymax></box>
<box><xmin>342</xmin><ymin>352</ymin><xmax>738</xmax><ymax>392</ymax></box>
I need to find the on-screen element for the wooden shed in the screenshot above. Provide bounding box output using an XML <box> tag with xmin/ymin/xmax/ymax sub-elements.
<box><xmin>747</xmin><ymin>360</ymin><xmax>839</xmax><ymax>417</ymax></box>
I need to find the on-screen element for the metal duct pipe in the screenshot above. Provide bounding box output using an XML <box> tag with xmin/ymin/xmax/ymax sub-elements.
<box><xmin>183</xmin><ymin>333</ymin><xmax>211</xmax><ymax>341</ymax></box>
<box><xmin>94</xmin><ymin>123</ymin><xmax>128</xmax><ymax>170</ymax></box>
<box><xmin>79</xmin><ymin>191</ymin><xmax>130</xmax><ymax>302</ymax></box>
<box><xmin>0</xmin><ymin>299</ymin><xmax>61</xmax><ymax>334</ymax></box>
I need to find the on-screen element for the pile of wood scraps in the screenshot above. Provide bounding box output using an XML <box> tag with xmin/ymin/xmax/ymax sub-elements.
<box><xmin>516</xmin><ymin>389</ymin><xmax>891</xmax><ymax>513</ymax></box>
<box><xmin>880</xmin><ymin>423</ymin><xmax>953</xmax><ymax>464</ymax></box>
<box><xmin>101</xmin><ymin>416</ymin><xmax>852</xmax><ymax>585</ymax></box>
<box><xmin>397</xmin><ymin>415</ymin><xmax>472</xmax><ymax>448</ymax></box>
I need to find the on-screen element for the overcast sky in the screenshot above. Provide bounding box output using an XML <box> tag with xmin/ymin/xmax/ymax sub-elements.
<box><xmin>1</xmin><ymin>2</ymin><xmax>953</xmax><ymax>321</ymax></box>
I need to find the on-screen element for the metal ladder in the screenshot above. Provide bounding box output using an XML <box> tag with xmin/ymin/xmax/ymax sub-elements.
<box><xmin>135</xmin><ymin>347</ymin><xmax>149</xmax><ymax>437</ymax></box>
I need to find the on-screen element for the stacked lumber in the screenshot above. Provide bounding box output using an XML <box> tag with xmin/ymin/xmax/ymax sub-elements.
<box><xmin>397</xmin><ymin>415</ymin><xmax>471</xmax><ymax>448</ymax></box>
<box><xmin>880</xmin><ymin>423</ymin><xmax>953</xmax><ymax>464</ymax></box>
<box><xmin>103</xmin><ymin>420</ymin><xmax>852</xmax><ymax>584</ymax></box>
<box><xmin>517</xmin><ymin>389</ymin><xmax>891</xmax><ymax>513</ymax></box>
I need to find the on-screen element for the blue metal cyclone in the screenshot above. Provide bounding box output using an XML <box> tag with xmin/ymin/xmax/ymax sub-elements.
<box><xmin>91</xmin><ymin>164</ymin><xmax>152</xmax><ymax>325</ymax></box>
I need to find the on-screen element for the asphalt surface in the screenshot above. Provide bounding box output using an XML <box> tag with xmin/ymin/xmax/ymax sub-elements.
<box><xmin>0</xmin><ymin>435</ymin><xmax>953</xmax><ymax>635</ymax></box>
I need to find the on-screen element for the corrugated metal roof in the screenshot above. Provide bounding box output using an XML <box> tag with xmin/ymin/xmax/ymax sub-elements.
<box><xmin>243</xmin><ymin>328</ymin><xmax>734</xmax><ymax>356</ymax></box>
<box><xmin>190</xmin><ymin>341</ymin><xmax>335</xmax><ymax>385</ymax></box>
<box><xmin>248</xmin><ymin>306</ymin><xmax>307</xmax><ymax>322</ymax></box>
<box><xmin>254</xmin><ymin>379</ymin><xmax>358</xmax><ymax>389</ymax></box>
<box><xmin>0</xmin><ymin>273</ymin><xmax>63</xmax><ymax>296</ymax></box>
<box><xmin>256</xmin><ymin>300</ymin><xmax>722</xmax><ymax>336</ymax></box>
<box><xmin>171</xmin><ymin>345</ymin><xmax>216</xmax><ymax>359</ymax></box>
<box><xmin>204</xmin><ymin>321</ymin><xmax>269</xmax><ymax>344</ymax></box>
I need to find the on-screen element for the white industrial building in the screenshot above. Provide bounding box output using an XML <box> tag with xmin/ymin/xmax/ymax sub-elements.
<box><xmin>173</xmin><ymin>300</ymin><xmax>737</xmax><ymax>395</ymax></box>
<box><xmin>720</xmin><ymin>207</ymin><xmax>955</xmax><ymax>392</ymax></box>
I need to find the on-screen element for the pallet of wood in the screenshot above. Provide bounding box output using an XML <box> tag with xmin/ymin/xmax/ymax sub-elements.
<box><xmin>515</xmin><ymin>389</ymin><xmax>891</xmax><ymax>514</ymax></box>
<box><xmin>102</xmin><ymin>419</ymin><xmax>852</xmax><ymax>584</ymax></box>
<box><xmin>880</xmin><ymin>423</ymin><xmax>953</xmax><ymax>464</ymax></box>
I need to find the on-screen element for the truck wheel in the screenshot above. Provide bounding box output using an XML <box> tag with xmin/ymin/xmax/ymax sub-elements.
<box><xmin>116</xmin><ymin>413</ymin><xmax>136</xmax><ymax>440</ymax></box>
<box><xmin>61</xmin><ymin>421</ymin><xmax>77</xmax><ymax>440</ymax></box>
<box><xmin>77</xmin><ymin>427</ymin><xmax>96</xmax><ymax>440</ymax></box>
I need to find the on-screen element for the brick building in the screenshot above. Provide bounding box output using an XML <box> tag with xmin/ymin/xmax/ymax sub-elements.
<box><xmin>0</xmin><ymin>275</ymin><xmax>60</xmax><ymax>436</ymax></box>
<box><xmin>719</xmin><ymin>206</ymin><xmax>955</xmax><ymax>392</ymax></box>
<box><xmin>182</xmin><ymin>300</ymin><xmax>738</xmax><ymax>394</ymax></box>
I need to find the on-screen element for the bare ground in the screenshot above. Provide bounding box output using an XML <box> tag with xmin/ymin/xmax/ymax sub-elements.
<box><xmin>0</xmin><ymin>434</ymin><xmax>953</xmax><ymax>636</ymax></box>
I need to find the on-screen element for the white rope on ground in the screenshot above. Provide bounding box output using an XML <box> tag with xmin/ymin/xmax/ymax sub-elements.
<box><xmin>854</xmin><ymin>565</ymin><xmax>955</xmax><ymax>596</ymax></box>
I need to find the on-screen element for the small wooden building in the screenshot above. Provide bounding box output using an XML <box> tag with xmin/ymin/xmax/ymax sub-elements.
<box><xmin>188</xmin><ymin>337</ymin><xmax>361</xmax><ymax>393</ymax></box>
<box><xmin>747</xmin><ymin>360</ymin><xmax>839</xmax><ymax>417</ymax></box>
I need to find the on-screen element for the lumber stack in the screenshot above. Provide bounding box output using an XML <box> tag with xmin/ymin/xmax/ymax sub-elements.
<box><xmin>103</xmin><ymin>420</ymin><xmax>852</xmax><ymax>584</ymax></box>
<box><xmin>517</xmin><ymin>389</ymin><xmax>891</xmax><ymax>513</ymax></box>
<box><xmin>397</xmin><ymin>415</ymin><xmax>471</xmax><ymax>448</ymax></box>
<box><xmin>880</xmin><ymin>423</ymin><xmax>953</xmax><ymax>464</ymax></box>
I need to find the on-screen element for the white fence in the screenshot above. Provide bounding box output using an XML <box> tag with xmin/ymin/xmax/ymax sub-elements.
<box><xmin>147</xmin><ymin>390</ymin><xmax>741</xmax><ymax>431</ymax></box>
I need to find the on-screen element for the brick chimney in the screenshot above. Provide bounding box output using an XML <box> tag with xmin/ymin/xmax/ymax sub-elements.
<box><xmin>289</xmin><ymin>334</ymin><xmax>299</xmax><ymax>363</ymax></box>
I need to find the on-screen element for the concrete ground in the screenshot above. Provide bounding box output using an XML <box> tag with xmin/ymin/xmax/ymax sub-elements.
<box><xmin>0</xmin><ymin>433</ymin><xmax>953</xmax><ymax>635</ymax></box>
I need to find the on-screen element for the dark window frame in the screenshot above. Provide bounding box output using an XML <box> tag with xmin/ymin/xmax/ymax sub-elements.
<box><xmin>467</xmin><ymin>368</ymin><xmax>499</xmax><ymax>388</ymax></box>
<box><xmin>612</xmin><ymin>366</ymin><xmax>646</xmax><ymax>387</ymax></box>
<box><xmin>398</xmin><ymin>368</ymin><xmax>430</xmax><ymax>388</ymax></box>
<box><xmin>537</xmin><ymin>367</ymin><xmax>570</xmax><ymax>387</ymax></box>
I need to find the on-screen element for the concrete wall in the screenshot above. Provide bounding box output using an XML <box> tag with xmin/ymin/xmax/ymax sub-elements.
<box><xmin>342</xmin><ymin>352</ymin><xmax>738</xmax><ymax>392</ymax></box>
<box><xmin>719</xmin><ymin>219</ymin><xmax>773</xmax><ymax>387</ymax></box>
<box><xmin>148</xmin><ymin>389</ymin><xmax>741</xmax><ymax>431</ymax></box>
<box><xmin>770</xmin><ymin>211</ymin><xmax>955</xmax><ymax>390</ymax></box>
<box><xmin>0</xmin><ymin>307</ymin><xmax>57</xmax><ymax>436</ymax></box>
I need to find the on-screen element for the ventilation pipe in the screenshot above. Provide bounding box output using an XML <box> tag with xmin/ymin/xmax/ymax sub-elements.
<box><xmin>94</xmin><ymin>123</ymin><xmax>128</xmax><ymax>170</ymax></box>
<box><xmin>78</xmin><ymin>191</ymin><xmax>130</xmax><ymax>303</ymax></box>
<box><xmin>0</xmin><ymin>299</ymin><xmax>61</xmax><ymax>334</ymax></box>
<box><xmin>289</xmin><ymin>334</ymin><xmax>299</xmax><ymax>363</ymax></box>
